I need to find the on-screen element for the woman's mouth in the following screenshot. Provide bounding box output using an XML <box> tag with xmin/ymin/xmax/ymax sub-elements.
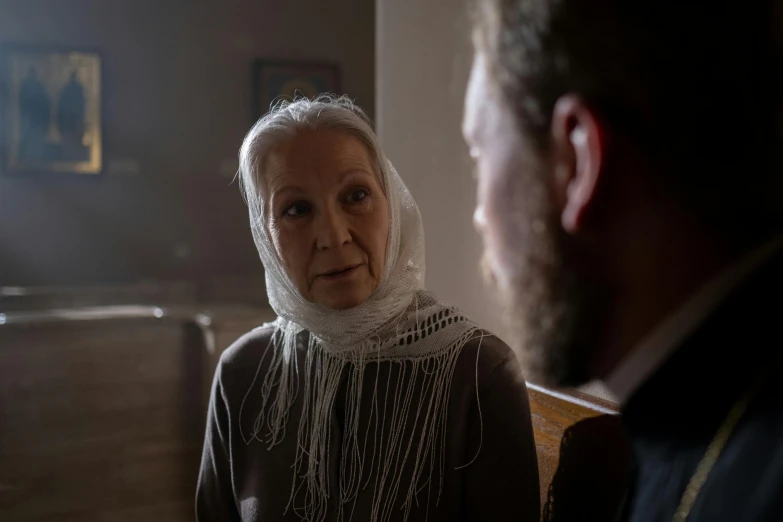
<box><xmin>318</xmin><ymin>264</ymin><xmax>361</xmax><ymax>281</ymax></box>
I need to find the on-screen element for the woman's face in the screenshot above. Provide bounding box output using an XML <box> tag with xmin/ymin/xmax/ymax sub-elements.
<box><xmin>265</xmin><ymin>130</ymin><xmax>390</xmax><ymax>310</ymax></box>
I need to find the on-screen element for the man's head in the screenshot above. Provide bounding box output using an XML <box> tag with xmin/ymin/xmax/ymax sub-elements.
<box><xmin>463</xmin><ymin>0</ymin><xmax>783</xmax><ymax>387</ymax></box>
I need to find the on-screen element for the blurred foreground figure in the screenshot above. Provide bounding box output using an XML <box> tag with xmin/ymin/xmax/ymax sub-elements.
<box><xmin>463</xmin><ymin>0</ymin><xmax>783</xmax><ymax>520</ymax></box>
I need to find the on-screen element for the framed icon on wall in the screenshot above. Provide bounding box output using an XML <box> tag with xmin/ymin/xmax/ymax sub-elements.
<box><xmin>253</xmin><ymin>60</ymin><xmax>340</xmax><ymax>119</ymax></box>
<box><xmin>1</xmin><ymin>46</ymin><xmax>102</xmax><ymax>175</ymax></box>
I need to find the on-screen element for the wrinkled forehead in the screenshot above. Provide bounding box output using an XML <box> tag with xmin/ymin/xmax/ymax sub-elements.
<box><xmin>260</xmin><ymin>129</ymin><xmax>387</xmax><ymax>197</ymax></box>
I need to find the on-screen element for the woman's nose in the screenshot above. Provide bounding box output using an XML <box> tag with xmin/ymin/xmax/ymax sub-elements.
<box><xmin>315</xmin><ymin>206</ymin><xmax>352</xmax><ymax>250</ymax></box>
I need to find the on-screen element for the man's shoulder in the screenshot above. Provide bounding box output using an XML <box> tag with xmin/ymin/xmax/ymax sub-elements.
<box><xmin>739</xmin><ymin>381</ymin><xmax>783</xmax><ymax>451</ymax></box>
<box><xmin>694</xmin><ymin>393</ymin><xmax>783</xmax><ymax>521</ymax></box>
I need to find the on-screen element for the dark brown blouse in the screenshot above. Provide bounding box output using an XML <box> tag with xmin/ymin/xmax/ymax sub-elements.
<box><xmin>197</xmin><ymin>326</ymin><xmax>540</xmax><ymax>521</ymax></box>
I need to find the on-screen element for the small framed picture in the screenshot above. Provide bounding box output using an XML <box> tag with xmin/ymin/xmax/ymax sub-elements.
<box><xmin>1</xmin><ymin>46</ymin><xmax>103</xmax><ymax>175</ymax></box>
<box><xmin>253</xmin><ymin>60</ymin><xmax>340</xmax><ymax>119</ymax></box>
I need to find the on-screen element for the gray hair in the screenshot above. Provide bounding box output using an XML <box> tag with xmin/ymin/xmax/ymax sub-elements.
<box><xmin>239</xmin><ymin>94</ymin><xmax>390</xmax><ymax>221</ymax></box>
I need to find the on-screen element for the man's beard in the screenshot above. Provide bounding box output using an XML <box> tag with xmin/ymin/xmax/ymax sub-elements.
<box><xmin>481</xmin><ymin>183</ymin><xmax>608</xmax><ymax>388</ymax></box>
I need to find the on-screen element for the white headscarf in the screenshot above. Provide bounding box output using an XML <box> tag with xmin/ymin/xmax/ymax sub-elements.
<box><xmin>238</xmin><ymin>97</ymin><xmax>481</xmax><ymax>522</ymax></box>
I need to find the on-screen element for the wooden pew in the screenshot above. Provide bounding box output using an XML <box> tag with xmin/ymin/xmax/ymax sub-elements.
<box><xmin>528</xmin><ymin>384</ymin><xmax>630</xmax><ymax>521</ymax></box>
<box><xmin>0</xmin><ymin>304</ymin><xmax>274</xmax><ymax>522</ymax></box>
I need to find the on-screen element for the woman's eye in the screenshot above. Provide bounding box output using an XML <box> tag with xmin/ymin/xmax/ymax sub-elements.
<box><xmin>347</xmin><ymin>189</ymin><xmax>368</xmax><ymax>203</ymax></box>
<box><xmin>283</xmin><ymin>202</ymin><xmax>310</xmax><ymax>217</ymax></box>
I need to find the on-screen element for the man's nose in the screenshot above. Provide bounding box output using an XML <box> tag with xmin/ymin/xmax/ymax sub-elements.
<box><xmin>473</xmin><ymin>204</ymin><xmax>487</xmax><ymax>234</ymax></box>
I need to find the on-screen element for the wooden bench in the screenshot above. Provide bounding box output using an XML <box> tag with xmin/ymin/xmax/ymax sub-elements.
<box><xmin>0</xmin><ymin>304</ymin><xmax>274</xmax><ymax>522</ymax></box>
<box><xmin>529</xmin><ymin>384</ymin><xmax>630</xmax><ymax>521</ymax></box>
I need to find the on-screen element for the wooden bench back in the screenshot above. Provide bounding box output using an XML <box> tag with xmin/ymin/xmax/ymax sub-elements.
<box><xmin>0</xmin><ymin>316</ymin><xmax>203</xmax><ymax>522</ymax></box>
<box><xmin>528</xmin><ymin>384</ymin><xmax>630</xmax><ymax>521</ymax></box>
<box><xmin>0</xmin><ymin>306</ymin><xmax>272</xmax><ymax>522</ymax></box>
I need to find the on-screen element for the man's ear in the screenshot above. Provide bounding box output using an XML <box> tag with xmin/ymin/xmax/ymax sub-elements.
<box><xmin>550</xmin><ymin>95</ymin><xmax>606</xmax><ymax>234</ymax></box>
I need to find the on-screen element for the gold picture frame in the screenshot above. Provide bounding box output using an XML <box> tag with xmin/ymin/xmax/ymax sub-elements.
<box><xmin>2</xmin><ymin>46</ymin><xmax>102</xmax><ymax>175</ymax></box>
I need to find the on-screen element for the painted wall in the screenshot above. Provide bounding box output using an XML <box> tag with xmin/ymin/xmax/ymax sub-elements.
<box><xmin>376</xmin><ymin>0</ymin><xmax>504</xmax><ymax>337</ymax></box>
<box><xmin>0</xmin><ymin>0</ymin><xmax>375</xmax><ymax>286</ymax></box>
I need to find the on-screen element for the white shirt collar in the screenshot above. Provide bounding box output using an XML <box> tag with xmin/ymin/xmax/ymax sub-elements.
<box><xmin>604</xmin><ymin>234</ymin><xmax>783</xmax><ymax>405</ymax></box>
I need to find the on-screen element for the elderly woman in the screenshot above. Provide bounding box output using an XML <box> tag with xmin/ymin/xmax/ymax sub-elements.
<box><xmin>196</xmin><ymin>96</ymin><xmax>539</xmax><ymax>522</ymax></box>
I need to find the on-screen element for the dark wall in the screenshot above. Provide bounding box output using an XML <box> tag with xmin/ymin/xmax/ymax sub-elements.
<box><xmin>0</xmin><ymin>0</ymin><xmax>375</xmax><ymax>286</ymax></box>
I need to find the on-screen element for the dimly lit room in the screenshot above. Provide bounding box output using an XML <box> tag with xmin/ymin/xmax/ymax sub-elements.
<box><xmin>2</xmin><ymin>1</ymin><xmax>781</xmax><ymax>521</ymax></box>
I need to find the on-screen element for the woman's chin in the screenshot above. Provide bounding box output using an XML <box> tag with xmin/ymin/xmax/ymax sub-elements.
<box><xmin>313</xmin><ymin>288</ymin><xmax>373</xmax><ymax>311</ymax></box>
<box><xmin>321</xmin><ymin>296</ymin><xmax>367</xmax><ymax>311</ymax></box>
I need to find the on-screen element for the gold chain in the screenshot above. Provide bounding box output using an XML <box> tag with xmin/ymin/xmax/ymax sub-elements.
<box><xmin>671</xmin><ymin>356</ymin><xmax>778</xmax><ymax>522</ymax></box>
